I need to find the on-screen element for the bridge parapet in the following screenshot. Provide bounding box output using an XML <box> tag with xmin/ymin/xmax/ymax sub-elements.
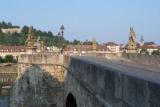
<box><xmin>122</xmin><ymin>53</ymin><xmax>160</xmax><ymax>68</ymax></box>
<box><xmin>65</xmin><ymin>56</ymin><xmax>160</xmax><ymax>107</ymax></box>
<box><xmin>11</xmin><ymin>53</ymin><xmax>66</xmax><ymax>107</ymax></box>
<box><xmin>18</xmin><ymin>53</ymin><xmax>64</xmax><ymax>65</ymax></box>
<box><xmin>18</xmin><ymin>53</ymin><xmax>64</xmax><ymax>79</ymax></box>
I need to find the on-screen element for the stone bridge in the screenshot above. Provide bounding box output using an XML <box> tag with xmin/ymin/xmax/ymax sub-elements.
<box><xmin>0</xmin><ymin>72</ymin><xmax>17</xmax><ymax>86</ymax></box>
<box><xmin>11</xmin><ymin>54</ymin><xmax>65</xmax><ymax>107</ymax></box>
<box><xmin>0</xmin><ymin>64</ymin><xmax>17</xmax><ymax>86</ymax></box>
<box><xmin>10</xmin><ymin>53</ymin><xmax>160</xmax><ymax>107</ymax></box>
<box><xmin>0</xmin><ymin>64</ymin><xmax>17</xmax><ymax>95</ymax></box>
<box><xmin>65</xmin><ymin>56</ymin><xmax>160</xmax><ymax>107</ymax></box>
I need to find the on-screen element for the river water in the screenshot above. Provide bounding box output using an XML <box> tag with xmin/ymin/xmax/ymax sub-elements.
<box><xmin>0</xmin><ymin>96</ymin><xmax>9</xmax><ymax>107</ymax></box>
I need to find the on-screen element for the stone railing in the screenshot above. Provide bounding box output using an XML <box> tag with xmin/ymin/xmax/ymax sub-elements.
<box><xmin>66</xmin><ymin>56</ymin><xmax>160</xmax><ymax>107</ymax></box>
<box><xmin>122</xmin><ymin>53</ymin><xmax>160</xmax><ymax>67</ymax></box>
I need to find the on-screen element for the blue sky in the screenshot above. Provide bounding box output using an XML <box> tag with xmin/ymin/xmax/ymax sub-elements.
<box><xmin>0</xmin><ymin>0</ymin><xmax>160</xmax><ymax>44</ymax></box>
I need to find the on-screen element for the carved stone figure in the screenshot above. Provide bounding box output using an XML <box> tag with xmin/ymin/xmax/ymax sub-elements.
<box><xmin>26</xmin><ymin>26</ymin><xmax>35</xmax><ymax>47</ymax></box>
<box><xmin>40</xmin><ymin>41</ymin><xmax>44</xmax><ymax>52</ymax></box>
<box><xmin>127</xmin><ymin>27</ymin><xmax>137</xmax><ymax>51</ymax></box>
<box><xmin>92</xmin><ymin>38</ymin><xmax>97</xmax><ymax>51</ymax></box>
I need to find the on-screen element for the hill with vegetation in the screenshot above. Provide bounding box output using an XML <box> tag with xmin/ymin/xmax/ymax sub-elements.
<box><xmin>0</xmin><ymin>21</ymin><xmax>93</xmax><ymax>47</ymax></box>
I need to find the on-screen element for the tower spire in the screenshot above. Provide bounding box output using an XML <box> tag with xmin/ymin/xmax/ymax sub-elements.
<box><xmin>140</xmin><ymin>35</ymin><xmax>144</xmax><ymax>46</ymax></box>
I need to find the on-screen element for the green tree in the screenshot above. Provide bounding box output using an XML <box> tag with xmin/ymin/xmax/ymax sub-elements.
<box><xmin>47</xmin><ymin>31</ymin><xmax>53</xmax><ymax>37</ymax></box>
<box><xmin>140</xmin><ymin>48</ymin><xmax>149</xmax><ymax>55</ymax></box>
<box><xmin>152</xmin><ymin>49</ymin><xmax>160</xmax><ymax>55</ymax></box>
<box><xmin>83</xmin><ymin>40</ymin><xmax>92</xmax><ymax>45</ymax></box>
<box><xmin>72</xmin><ymin>39</ymin><xmax>81</xmax><ymax>45</ymax></box>
<box><xmin>4</xmin><ymin>55</ymin><xmax>14</xmax><ymax>63</ymax></box>
<box><xmin>0</xmin><ymin>56</ymin><xmax>4</xmax><ymax>63</ymax></box>
<box><xmin>0</xmin><ymin>21</ymin><xmax>74</xmax><ymax>46</ymax></box>
<box><xmin>21</xmin><ymin>25</ymin><xmax>29</xmax><ymax>34</ymax></box>
<box><xmin>7</xmin><ymin>22</ymin><xmax>12</xmax><ymax>27</ymax></box>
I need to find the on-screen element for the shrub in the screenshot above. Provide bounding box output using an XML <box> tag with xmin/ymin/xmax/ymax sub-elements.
<box><xmin>140</xmin><ymin>48</ymin><xmax>149</xmax><ymax>55</ymax></box>
<box><xmin>4</xmin><ymin>55</ymin><xmax>14</xmax><ymax>63</ymax></box>
<box><xmin>0</xmin><ymin>56</ymin><xmax>4</xmax><ymax>63</ymax></box>
<box><xmin>152</xmin><ymin>49</ymin><xmax>160</xmax><ymax>55</ymax></box>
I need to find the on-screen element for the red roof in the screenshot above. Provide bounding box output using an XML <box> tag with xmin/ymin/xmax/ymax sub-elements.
<box><xmin>0</xmin><ymin>45</ymin><xmax>27</xmax><ymax>52</ymax></box>
<box><xmin>138</xmin><ymin>45</ymin><xmax>158</xmax><ymax>49</ymax></box>
<box><xmin>64</xmin><ymin>45</ymin><xmax>111</xmax><ymax>51</ymax></box>
<box><xmin>105</xmin><ymin>42</ymin><xmax>118</xmax><ymax>46</ymax></box>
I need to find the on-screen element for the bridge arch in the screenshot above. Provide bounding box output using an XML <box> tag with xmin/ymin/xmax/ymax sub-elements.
<box><xmin>66</xmin><ymin>93</ymin><xmax>77</xmax><ymax>107</ymax></box>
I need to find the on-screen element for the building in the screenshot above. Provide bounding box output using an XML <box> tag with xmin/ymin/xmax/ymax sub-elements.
<box><xmin>138</xmin><ymin>35</ymin><xmax>159</xmax><ymax>55</ymax></box>
<box><xmin>1</xmin><ymin>27</ymin><xmax>21</xmax><ymax>34</ymax></box>
<box><xmin>46</xmin><ymin>46</ymin><xmax>60</xmax><ymax>53</ymax></box>
<box><xmin>104</xmin><ymin>42</ymin><xmax>120</xmax><ymax>53</ymax></box>
<box><xmin>143</xmin><ymin>42</ymin><xmax>157</xmax><ymax>47</ymax></box>
<box><xmin>0</xmin><ymin>45</ymin><xmax>26</xmax><ymax>58</ymax></box>
<box><xmin>138</xmin><ymin>42</ymin><xmax>159</xmax><ymax>55</ymax></box>
<box><xmin>64</xmin><ymin>44</ymin><xmax>112</xmax><ymax>57</ymax></box>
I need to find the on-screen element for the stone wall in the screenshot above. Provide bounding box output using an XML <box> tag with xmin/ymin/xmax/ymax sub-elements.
<box><xmin>18</xmin><ymin>53</ymin><xmax>64</xmax><ymax>65</ymax></box>
<box><xmin>0</xmin><ymin>64</ymin><xmax>17</xmax><ymax>73</ymax></box>
<box><xmin>0</xmin><ymin>64</ymin><xmax>18</xmax><ymax>95</ymax></box>
<box><xmin>65</xmin><ymin>56</ymin><xmax>160</xmax><ymax>107</ymax></box>
<box><xmin>122</xmin><ymin>53</ymin><xmax>160</xmax><ymax>67</ymax></box>
<box><xmin>10</xmin><ymin>54</ymin><xmax>65</xmax><ymax>107</ymax></box>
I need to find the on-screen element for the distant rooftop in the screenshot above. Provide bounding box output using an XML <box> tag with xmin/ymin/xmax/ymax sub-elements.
<box><xmin>104</xmin><ymin>42</ymin><xmax>118</xmax><ymax>46</ymax></box>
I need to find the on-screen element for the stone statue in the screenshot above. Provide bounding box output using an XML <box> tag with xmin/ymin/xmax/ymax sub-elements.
<box><xmin>40</xmin><ymin>41</ymin><xmax>44</xmax><ymax>52</ymax></box>
<box><xmin>35</xmin><ymin>36</ymin><xmax>45</xmax><ymax>53</ymax></box>
<box><xmin>92</xmin><ymin>38</ymin><xmax>97</xmax><ymax>51</ymax></box>
<box><xmin>127</xmin><ymin>27</ymin><xmax>137</xmax><ymax>51</ymax></box>
<box><xmin>26</xmin><ymin>26</ymin><xmax>35</xmax><ymax>47</ymax></box>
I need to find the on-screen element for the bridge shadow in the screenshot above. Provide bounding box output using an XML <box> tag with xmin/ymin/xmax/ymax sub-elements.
<box><xmin>10</xmin><ymin>64</ymin><xmax>64</xmax><ymax>107</ymax></box>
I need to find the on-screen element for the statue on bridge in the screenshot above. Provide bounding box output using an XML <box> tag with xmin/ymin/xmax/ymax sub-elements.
<box><xmin>92</xmin><ymin>38</ymin><xmax>97</xmax><ymax>51</ymax></box>
<box><xmin>26</xmin><ymin>26</ymin><xmax>35</xmax><ymax>47</ymax></box>
<box><xmin>26</xmin><ymin>26</ymin><xmax>37</xmax><ymax>54</ymax></box>
<box><xmin>127</xmin><ymin>27</ymin><xmax>137</xmax><ymax>53</ymax></box>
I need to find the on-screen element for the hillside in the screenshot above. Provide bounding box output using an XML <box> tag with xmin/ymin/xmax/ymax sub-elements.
<box><xmin>0</xmin><ymin>21</ymin><xmax>69</xmax><ymax>47</ymax></box>
<box><xmin>0</xmin><ymin>21</ymin><xmax>94</xmax><ymax>47</ymax></box>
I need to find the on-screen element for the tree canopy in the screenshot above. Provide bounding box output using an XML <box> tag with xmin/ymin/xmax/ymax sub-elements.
<box><xmin>152</xmin><ymin>49</ymin><xmax>160</xmax><ymax>55</ymax></box>
<box><xmin>0</xmin><ymin>21</ymin><xmax>19</xmax><ymax>28</ymax></box>
<box><xmin>4</xmin><ymin>55</ymin><xmax>14</xmax><ymax>63</ymax></box>
<box><xmin>0</xmin><ymin>21</ymin><xmax>94</xmax><ymax>47</ymax></box>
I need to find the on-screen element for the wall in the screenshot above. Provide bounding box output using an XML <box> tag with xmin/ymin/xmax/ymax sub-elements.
<box><xmin>65</xmin><ymin>56</ymin><xmax>160</xmax><ymax>107</ymax></box>
<box><xmin>0</xmin><ymin>64</ymin><xmax>18</xmax><ymax>95</ymax></box>
<box><xmin>122</xmin><ymin>53</ymin><xmax>160</xmax><ymax>67</ymax></box>
<box><xmin>1</xmin><ymin>28</ymin><xmax>21</xmax><ymax>34</ymax></box>
<box><xmin>0</xmin><ymin>52</ymin><xmax>26</xmax><ymax>58</ymax></box>
<box><xmin>10</xmin><ymin>53</ymin><xmax>65</xmax><ymax>107</ymax></box>
<box><xmin>0</xmin><ymin>64</ymin><xmax>17</xmax><ymax>73</ymax></box>
<box><xmin>18</xmin><ymin>53</ymin><xmax>64</xmax><ymax>77</ymax></box>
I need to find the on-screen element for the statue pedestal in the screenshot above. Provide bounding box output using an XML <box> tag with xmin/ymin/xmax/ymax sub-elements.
<box><xmin>127</xmin><ymin>49</ymin><xmax>137</xmax><ymax>53</ymax></box>
<box><xmin>26</xmin><ymin>46</ymin><xmax>37</xmax><ymax>54</ymax></box>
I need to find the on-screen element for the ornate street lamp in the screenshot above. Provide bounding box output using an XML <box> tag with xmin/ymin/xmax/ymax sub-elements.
<box><xmin>59</xmin><ymin>25</ymin><xmax>65</xmax><ymax>54</ymax></box>
<box><xmin>60</xmin><ymin>25</ymin><xmax>65</xmax><ymax>38</ymax></box>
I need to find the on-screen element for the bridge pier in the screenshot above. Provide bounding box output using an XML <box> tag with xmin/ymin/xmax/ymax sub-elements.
<box><xmin>10</xmin><ymin>54</ymin><xmax>65</xmax><ymax>107</ymax></box>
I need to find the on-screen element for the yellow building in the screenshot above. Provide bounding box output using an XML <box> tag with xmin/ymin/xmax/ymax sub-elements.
<box><xmin>1</xmin><ymin>28</ymin><xmax>21</xmax><ymax>34</ymax></box>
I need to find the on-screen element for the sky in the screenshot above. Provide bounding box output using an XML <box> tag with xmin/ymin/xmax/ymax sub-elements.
<box><xmin>0</xmin><ymin>0</ymin><xmax>160</xmax><ymax>44</ymax></box>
